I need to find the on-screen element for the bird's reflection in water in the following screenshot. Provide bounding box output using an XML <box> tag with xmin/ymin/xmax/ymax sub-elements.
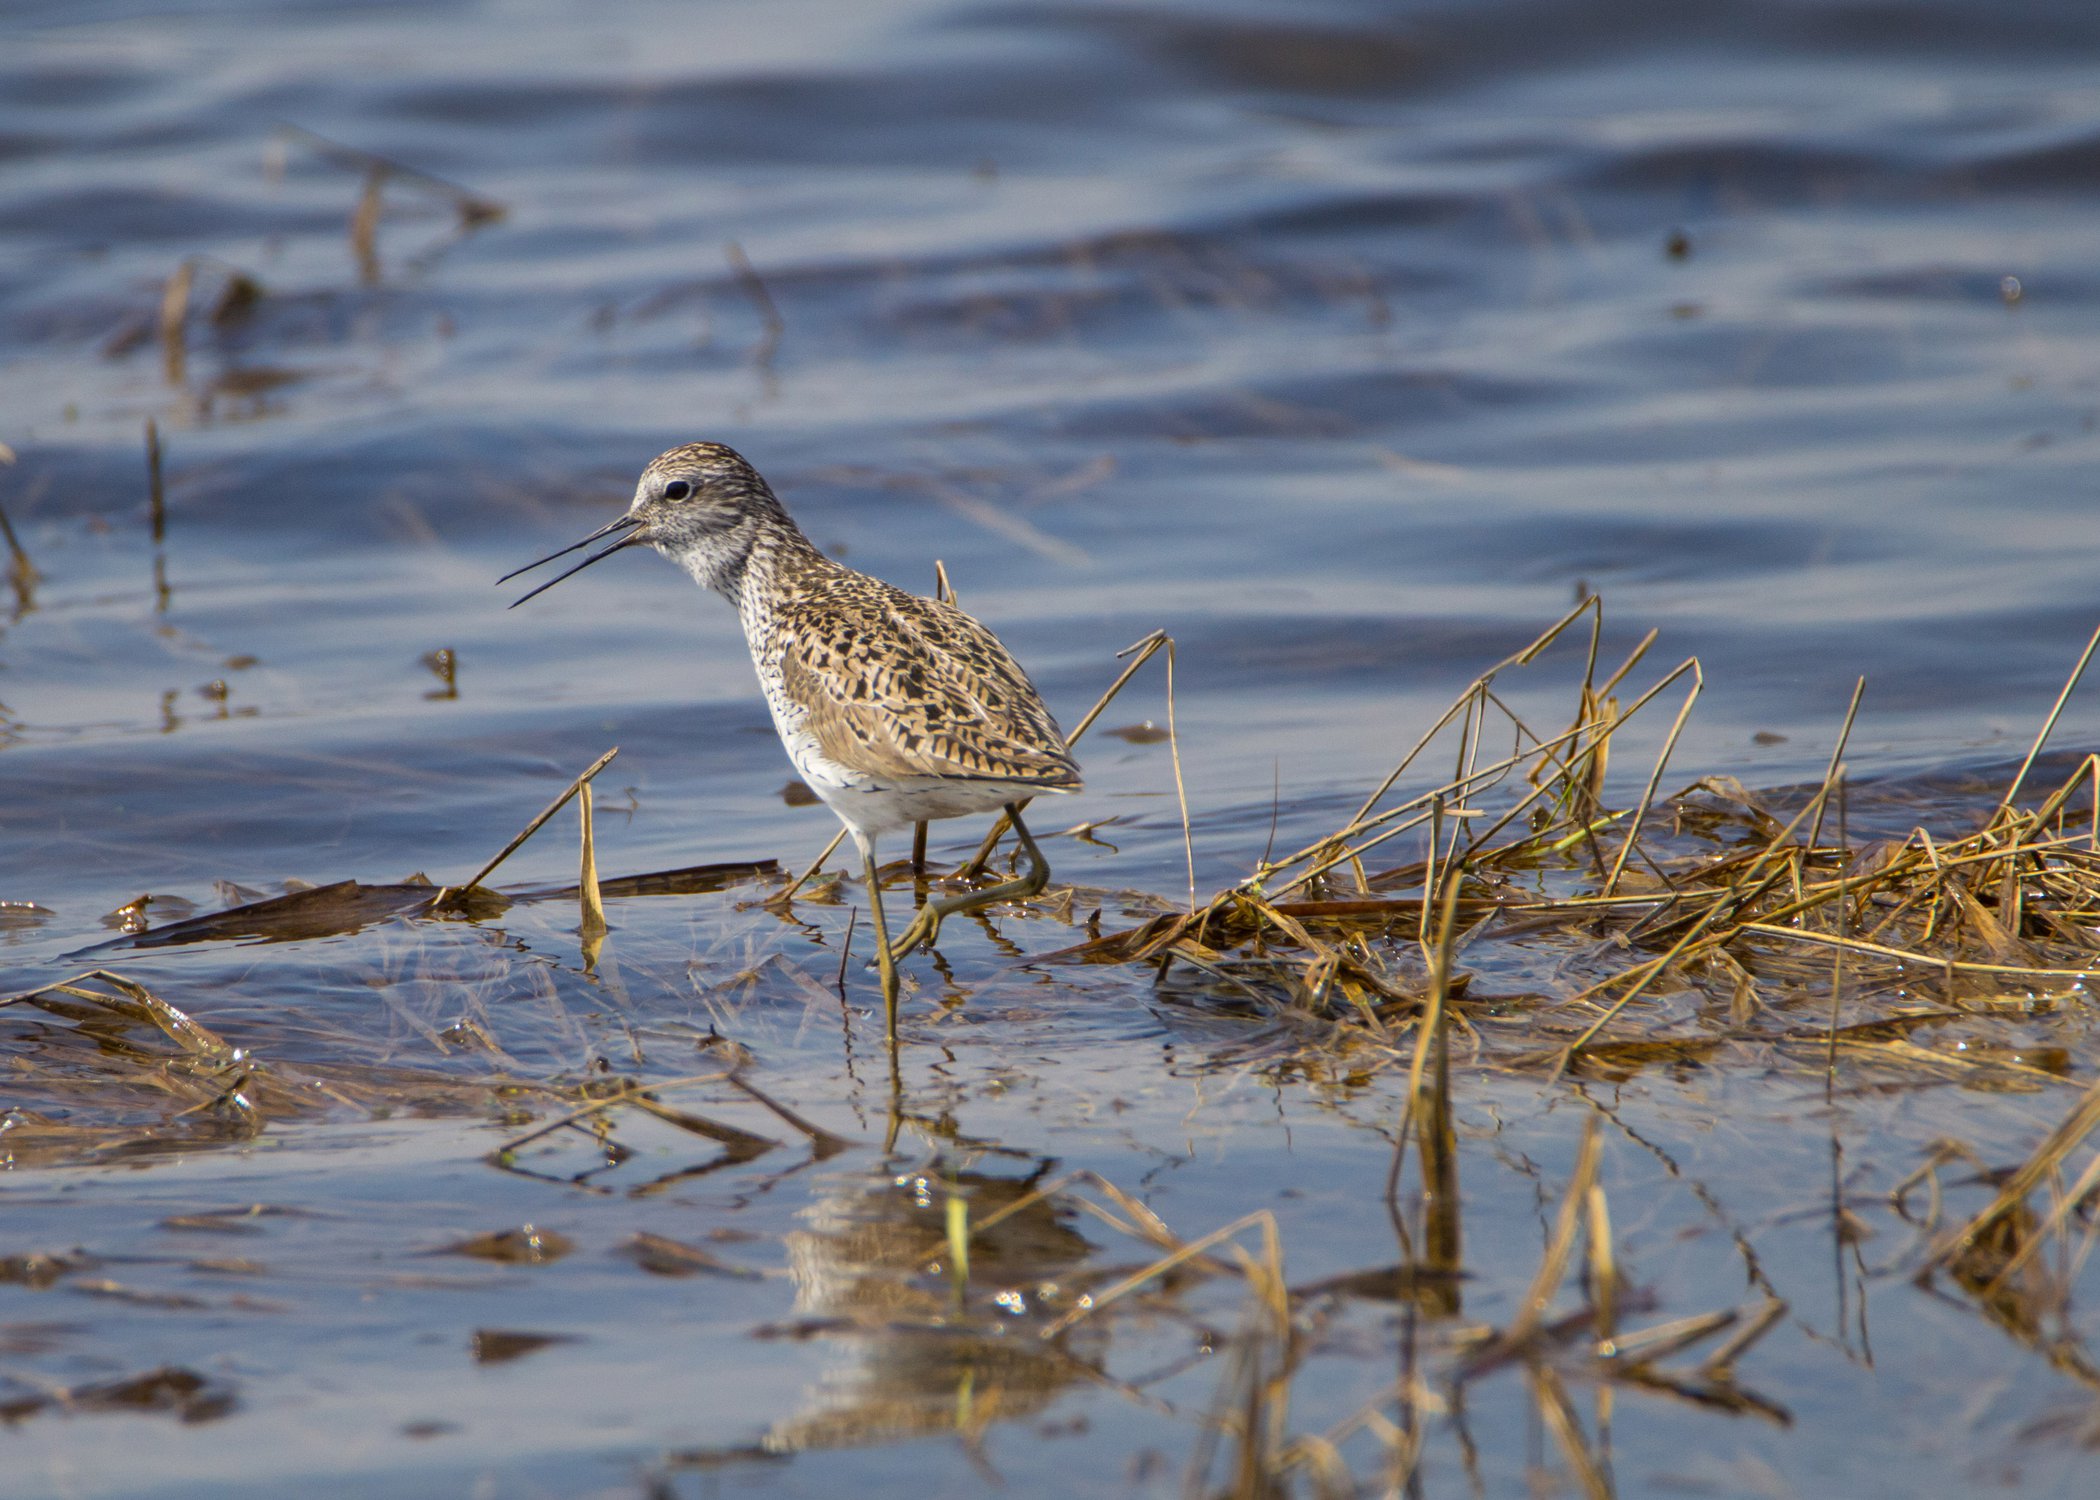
<box><xmin>763</xmin><ymin>1160</ymin><xmax>1106</xmax><ymax>1453</ymax></box>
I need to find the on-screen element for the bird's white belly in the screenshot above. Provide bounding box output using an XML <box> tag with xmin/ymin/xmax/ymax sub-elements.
<box><xmin>780</xmin><ymin>724</ymin><xmax>1024</xmax><ymax>837</ymax></box>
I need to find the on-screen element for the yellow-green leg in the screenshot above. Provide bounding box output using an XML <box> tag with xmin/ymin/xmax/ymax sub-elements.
<box><xmin>854</xmin><ymin>831</ymin><xmax>901</xmax><ymax>1041</ymax></box>
<box><xmin>889</xmin><ymin>803</ymin><xmax>1051</xmax><ymax>960</ymax></box>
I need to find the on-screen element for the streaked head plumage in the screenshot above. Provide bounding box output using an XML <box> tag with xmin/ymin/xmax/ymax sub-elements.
<box><xmin>632</xmin><ymin>442</ymin><xmax>768</xmax><ymax>522</ymax></box>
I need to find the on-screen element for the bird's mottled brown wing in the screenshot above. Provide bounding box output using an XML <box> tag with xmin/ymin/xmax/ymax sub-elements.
<box><xmin>774</xmin><ymin>577</ymin><xmax>1081</xmax><ymax>789</ymax></box>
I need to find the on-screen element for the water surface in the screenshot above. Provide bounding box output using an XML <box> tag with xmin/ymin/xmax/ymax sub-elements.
<box><xmin>7</xmin><ymin>1</ymin><xmax>2100</xmax><ymax>1495</ymax></box>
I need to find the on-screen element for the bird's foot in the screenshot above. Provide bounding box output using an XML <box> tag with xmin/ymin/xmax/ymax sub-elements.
<box><xmin>887</xmin><ymin>902</ymin><xmax>946</xmax><ymax>961</ymax></box>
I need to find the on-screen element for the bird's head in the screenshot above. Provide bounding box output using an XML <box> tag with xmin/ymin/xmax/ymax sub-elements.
<box><xmin>501</xmin><ymin>442</ymin><xmax>783</xmax><ymax>605</ymax></box>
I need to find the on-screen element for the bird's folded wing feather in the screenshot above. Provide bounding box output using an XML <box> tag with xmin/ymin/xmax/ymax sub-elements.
<box><xmin>777</xmin><ymin>585</ymin><xmax>1082</xmax><ymax>788</ymax></box>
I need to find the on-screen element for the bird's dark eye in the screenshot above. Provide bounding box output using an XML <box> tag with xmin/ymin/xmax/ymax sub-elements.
<box><xmin>663</xmin><ymin>480</ymin><xmax>693</xmax><ymax>501</ymax></box>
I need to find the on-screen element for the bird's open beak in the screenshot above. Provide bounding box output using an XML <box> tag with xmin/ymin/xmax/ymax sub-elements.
<box><xmin>498</xmin><ymin>512</ymin><xmax>648</xmax><ymax>607</ymax></box>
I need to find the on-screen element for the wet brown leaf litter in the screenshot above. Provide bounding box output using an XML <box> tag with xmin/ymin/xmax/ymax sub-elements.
<box><xmin>13</xmin><ymin>585</ymin><xmax>2100</xmax><ymax>1493</ymax></box>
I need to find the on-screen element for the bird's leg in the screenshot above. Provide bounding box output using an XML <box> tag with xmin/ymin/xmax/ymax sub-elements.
<box><xmin>888</xmin><ymin>802</ymin><xmax>1052</xmax><ymax>959</ymax></box>
<box><xmin>853</xmin><ymin>831</ymin><xmax>901</xmax><ymax>1040</ymax></box>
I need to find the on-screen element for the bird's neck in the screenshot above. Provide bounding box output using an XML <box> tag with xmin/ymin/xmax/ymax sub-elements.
<box><xmin>732</xmin><ymin>517</ymin><xmax>826</xmax><ymax>622</ymax></box>
<box><xmin>666</xmin><ymin>499</ymin><xmax>822</xmax><ymax>611</ymax></box>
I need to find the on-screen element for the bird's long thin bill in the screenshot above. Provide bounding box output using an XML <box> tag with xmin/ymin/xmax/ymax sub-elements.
<box><xmin>506</xmin><ymin>530</ymin><xmax>646</xmax><ymax>608</ymax></box>
<box><xmin>496</xmin><ymin>513</ymin><xmax>642</xmax><ymax>586</ymax></box>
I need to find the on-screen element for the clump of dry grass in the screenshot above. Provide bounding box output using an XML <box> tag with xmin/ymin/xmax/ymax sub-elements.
<box><xmin>1020</xmin><ymin>605</ymin><xmax>2100</xmax><ymax>1100</ymax></box>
